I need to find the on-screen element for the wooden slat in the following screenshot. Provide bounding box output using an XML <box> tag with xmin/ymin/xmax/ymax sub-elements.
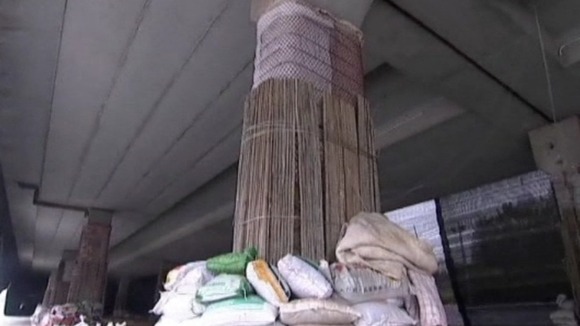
<box><xmin>342</xmin><ymin>99</ymin><xmax>361</xmax><ymax>219</ymax></box>
<box><xmin>298</xmin><ymin>81</ymin><xmax>324</xmax><ymax>260</ymax></box>
<box><xmin>357</xmin><ymin>97</ymin><xmax>371</xmax><ymax>213</ymax></box>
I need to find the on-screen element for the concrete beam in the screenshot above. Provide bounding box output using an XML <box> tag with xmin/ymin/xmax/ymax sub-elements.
<box><xmin>364</xmin><ymin>1</ymin><xmax>547</xmax><ymax>138</ymax></box>
<box><xmin>108</xmin><ymin>166</ymin><xmax>237</xmax><ymax>272</ymax></box>
<box><xmin>385</xmin><ymin>0</ymin><xmax>580</xmax><ymax>120</ymax></box>
<box><xmin>366</xmin><ymin>67</ymin><xmax>464</xmax><ymax>149</ymax></box>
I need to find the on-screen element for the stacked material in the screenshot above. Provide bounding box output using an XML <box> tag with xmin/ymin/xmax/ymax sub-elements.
<box><xmin>233</xmin><ymin>0</ymin><xmax>378</xmax><ymax>263</ymax></box>
<box><xmin>153</xmin><ymin>213</ymin><xmax>447</xmax><ymax>326</ymax></box>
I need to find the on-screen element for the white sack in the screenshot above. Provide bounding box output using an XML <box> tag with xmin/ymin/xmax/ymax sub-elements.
<box><xmin>246</xmin><ymin>259</ymin><xmax>291</xmax><ymax>307</ymax></box>
<box><xmin>277</xmin><ymin>255</ymin><xmax>333</xmax><ymax>299</ymax></box>
<box><xmin>331</xmin><ymin>263</ymin><xmax>409</xmax><ymax>304</ymax></box>
<box><xmin>154</xmin><ymin>316</ymin><xmax>183</xmax><ymax>326</ymax></box>
<box><xmin>198</xmin><ymin>295</ymin><xmax>278</xmax><ymax>326</ymax></box>
<box><xmin>151</xmin><ymin>292</ymin><xmax>202</xmax><ymax>321</ymax></box>
<box><xmin>279</xmin><ymin>299</ymin><xmax>360</xmax><ymax>325</ymax></box>
<box><xmin>354</xmin><ymin>302</ymin><xmax>416</xmax><ymax>326</ymax></box>
<box><xmin>164</xmin><ymin>262</ymin><xmax>213</xmax><ymax>295</ymax></box>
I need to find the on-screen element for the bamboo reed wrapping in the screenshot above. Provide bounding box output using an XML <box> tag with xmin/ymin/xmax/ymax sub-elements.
<box><xmin>233</xmin><ymin>79</ymin><xmax>378</xmax><ymax>262</ymax></box>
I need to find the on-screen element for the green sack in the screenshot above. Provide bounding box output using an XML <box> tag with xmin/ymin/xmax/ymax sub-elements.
<box><xmin>196</xmin><ymin>274</ymin><xmax>254</xmax><ymax>304</ymax></box>
<box><xmin>206</xmin><ymin>247</ymin><xmax>258</xmax><ymax>275</ymax></box>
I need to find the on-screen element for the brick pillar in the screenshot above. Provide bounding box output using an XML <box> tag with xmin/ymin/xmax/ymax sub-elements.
<box><xmin>42</xmin><ymin>268</ymin><xmax>59</xmax><ymax>307</ymax></box>
<box><xmin>530</xmin><ymin>116</ymin><xmax>580</xmax><ymax>313</ymax></box>
<box><xmin>67</xmin><ymin>209</ymin><xmax>112</xmax><ymax>306</ymax></box>
<box><xmin>55</xmin><ymin>250</ymin><xmax>77</xmax><ymax>304</ymax></box>
<box><xmin>113</xmin><ymin>276</ymin><xmax>130</xmax><ymax>317</ymax></box>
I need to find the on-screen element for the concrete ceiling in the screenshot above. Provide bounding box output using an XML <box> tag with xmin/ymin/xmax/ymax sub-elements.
<box><xmin>1</xmin><ymin>0</ymin><xmax>580</xmax><ymax>276</ymax></box>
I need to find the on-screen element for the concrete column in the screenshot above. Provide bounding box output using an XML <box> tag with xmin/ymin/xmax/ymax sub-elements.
<box><xmin>42</xmin><ymin>268</ymin><xmax>59</xmax><ymax>307</ymax></box>
<box><xmin>113</xmin><ymin>276</ymin><xmax>131</xmax><ymax>317</ymax></box>
<box><xmin>530</xmin><ymin>116</ymin><xmax>580</xmax><ymax>312</ymax></box>
<box><xmin>42</xmin><ymin>250</ymin><xmax>77</xmax><ymax>306</ymax></box>
<box><xmin>67</xmin><ymin>209</ymin><xmax>112</xmax><ymax>306</ymax></box>
<box><xmin>234</xmin><ymin>0</ymin><xmax>377</xmax><ymax>262</ymax></box>
<box><xmin>55</xmin><ymin>250</ymin><xmax>77</xmax><ymax>304</ymax></box>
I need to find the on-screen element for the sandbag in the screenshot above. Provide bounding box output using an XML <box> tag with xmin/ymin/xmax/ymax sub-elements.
<box><xmin>196</xmin><ymin>274</ymin><xmax>254</xmax><ymax>304</ymax></box>
<box><xmin>280</xmin><ymin>299</ymin><xmax>360</xmax><ymax>325</ymax></box>
<box><xmin>207</xmin><ymin>248</ymin><xmax>258</xmax><ymax>275</ymax></box>
<box><xmin>198</xmin><ymin>295</ymin><xmax>278</xmax><ymax>326</ymax></box>
<box><xmin>151</xmin><ymin>292</ymin><xmax>202</xmax><ymax>321</ymax></box>
<box><xmin>354</xmin><ymin>302</ymin><xmax>416</xmax><ymax>326</ymax></box>
<box><xmin>331</xmin><ymin>263</ymin><xmax>409</xmax><ymax>304</ymax></box>
<box><xmin>164</xmin><ymin>261</ymin><xmax>213</xmax><ymax>295</ymax></box>
<box><xmin>277</xmin><ymin>254</ymin><xmax>333</xmax><ymax>299</ymax></box>
<box><xmin>246</xmin><ymin>259</ymin><xmax>291</xmax><ymax>306</ymax></box>
<box><xmin>336</xmin><ymin>212</ymin><xmax>438</xmax><ymax>280</ymax></box>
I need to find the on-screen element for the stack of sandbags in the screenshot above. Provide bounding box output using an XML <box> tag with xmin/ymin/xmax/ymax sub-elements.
<box><xmin>336</xmin><ymin>212</ymin><xmax>447</xmax><ymax>326</ymax></box>
<box><xmin>153</xmin><ymin>250</ymin><xmax>361</xmax><ymax>325</ymax></box>
<box><xmin>152</xmin><ymin>211</ymin><xmax>449</xmax><ymax>326</ymax></box>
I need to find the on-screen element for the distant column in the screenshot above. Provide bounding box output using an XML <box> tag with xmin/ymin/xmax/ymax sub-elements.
<box><xmin>55</xmin><ymin>250</ymin><xmax>77</xmax><ymax>304</ymax></box>
<box><xmin>113</xmin><ymin>276</ymin><xmax>131</xmax><ymax>317</ymax></box>
<box><xmin>530</xmin><ymin>116</ymin><xmax>580</xmax><ymax>313</ymax></box>
<box><xmin>42</xmin><ymin>268</ymin><xmax>59</xmax><ymax>307</ymax></box>
<box><xmin>67</xmin><ymin>209</ymin><xmax>112</xmax><ymax>306</ymax></box>
<box><xmin>41</xmin><ymin>250</ymin><xmax>77</xmax><ymax>306</ymax></box>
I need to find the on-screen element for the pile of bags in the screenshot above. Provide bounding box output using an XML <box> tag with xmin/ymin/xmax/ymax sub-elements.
<box><xmin>152</xmin><ymin>212</ymin><xmax>447</xmax><ymax>326</ymax></box>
